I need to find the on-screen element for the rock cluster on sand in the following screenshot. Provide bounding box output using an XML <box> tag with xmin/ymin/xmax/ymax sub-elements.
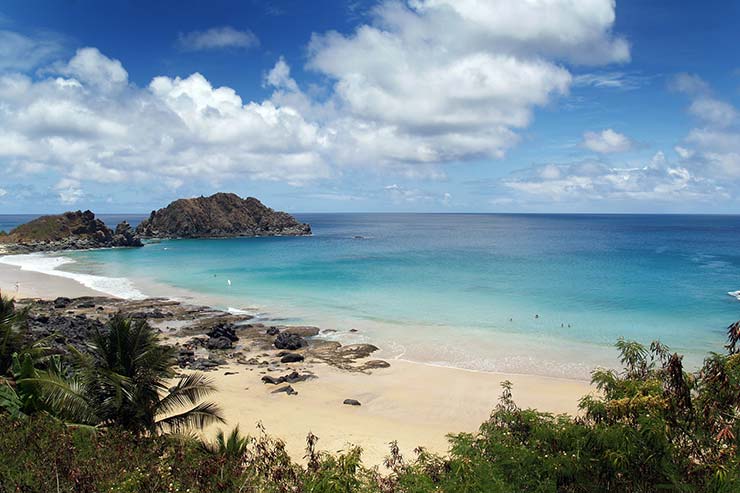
<box><xmin>0</xmin><ymin>210</ymin><xmax>142</xmax><ymax>253</ymax></box>
<box><xmin>16</xmin><ymin>296</ymin><xmax>391</xmax><ymax>383</ymax></box>
<box><xmin>135</xmin><ymin>192</ymin><xmax>311</xmax><ymax>239</ymax></box>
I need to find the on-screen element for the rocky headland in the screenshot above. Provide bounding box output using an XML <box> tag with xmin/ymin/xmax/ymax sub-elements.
<box><xmin>0</xmin><ymin>210</ymin><xmax>142</xmax><ymax>254</ymax></box>
<box><xmin>135</xmin><ymin>192</ymin><xmax>311</xmax><ymax>238</ymax></box>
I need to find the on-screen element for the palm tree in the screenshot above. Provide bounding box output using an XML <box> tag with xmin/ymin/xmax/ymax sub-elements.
<box><xmin>0</xmin><ymin>296</ymin><xmax>29</xmax><ymax>376</ymax></box>
<box><xmin>35</xmin><ymin>314</ymin><xmax>224</xmax><ymax>434</ymax></box>
<box><xmin>202</xmin><ymin>425</ymin><xmax>250</xmax><ymax>457</ymax></box>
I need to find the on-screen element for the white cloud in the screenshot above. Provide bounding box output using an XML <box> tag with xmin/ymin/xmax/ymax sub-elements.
<box><xmin>0</xmin><ymin>188</ymin><xmax>7</xmax><ymax>197</ymax></box>
<box><xmin>0</xmin><ymin>1</ymin><xmax>630</xmax><ymax>205</ymax></box>
<box><xmin>688</xmin><ymin>97</ymin><xmax>737</xmax><ymax>127</ymax></box>
<box><xmin>504</xmin><ymin>153</ymin><xmax>724</xmax><ymax>203</ymax></box>
<box><xmin>53</xmin><ymin>47</ymin><xmax>128</xmax><ymax>92</ymax></box>
<box><xmin>672</xmin><ymin>74</ymin><xmax>740</xmax><ymax>181</ymax></box>
<box><xmin>306</xmin><ymin>0</ymin><xmax>626</xmax><ymax>166</ymax></box>
<box><xmin>0</xmin><ymin>30</ymin><xmax>64</xmax><ymax>72</ymax></box>
<box><xmin>0</xmin><ymin>47</ymin><xmax>331</xmax><ymax>198</ymax></box>
<box><xmin>55</xmin><ymin>178</ymin><xmax>83</xmax><ymax>204</ymax></box>
<box><xmin>178</xmin><ymin>26</ymin><xmax>259</xmax><ymax>51</ymax></box>
<box><xmin>582</xmin><ymin>129</ymin><xmax>633</xmax><ymax>154</ymax></box>
<box><xmin>573</xmin><ymin>71</ymin><xmax>650</xmax><ymax>91</ymax></box>
<box><xmin>670</xmin><ymin>73</ymin><xmax>709</xmax><ymax>95</ymax></box>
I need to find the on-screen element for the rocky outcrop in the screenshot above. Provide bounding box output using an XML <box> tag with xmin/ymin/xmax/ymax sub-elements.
<box><xmin>274</xmin><ymin>332</ymin><xmax>308</xmax><ymax>350</ymax></box>
<box><xmin>135</xmin><ymin>192</ymin><xmax>311</xmax><ymax>239</ymax></box>
<box><xmin>0</xmin><ymin>210</ymin><xmax>142</xmax><ymax>253</ymax></box>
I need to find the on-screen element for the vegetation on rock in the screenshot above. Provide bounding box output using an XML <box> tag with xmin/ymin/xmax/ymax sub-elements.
<box><xmin>135</xmin><ymin>192</ymin><xmax>311</xmax><ymax>238</ymax></box>
<box><xmin>0</xmin><ymin>210</ymin><xmax>142</xmax><ymax>252</ymax></box>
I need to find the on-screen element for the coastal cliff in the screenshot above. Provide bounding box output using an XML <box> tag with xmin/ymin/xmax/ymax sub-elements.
<box><xmin>135</xmin><ymin>192</ymin><xmax>311</xmax><ymax>238</ymax></box>
<box><xmin>0</xmin><ymin>210</ymin><xmax>142</xmax><ymax>253</ymax></box>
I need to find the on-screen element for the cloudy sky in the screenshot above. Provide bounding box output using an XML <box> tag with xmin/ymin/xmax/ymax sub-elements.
<box><xmin>0</xmin><ymin>0</ymin><xmax>739</xmax><ymax>213</ymax></box>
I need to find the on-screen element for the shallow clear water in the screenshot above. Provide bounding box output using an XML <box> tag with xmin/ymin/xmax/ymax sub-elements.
<box><xmin>4</xmin><ymin>213</ymin><xmax>740</xmax><ymax>378</ymax></box>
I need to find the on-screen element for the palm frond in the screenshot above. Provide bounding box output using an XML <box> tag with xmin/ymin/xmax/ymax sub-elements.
<box><xmin>156</xmin><ymin>401</ymin><xmax>225</xmax><ymax>433</ymax></box>
<box><xmin>155</xmin><ymin>372</ymin><xmax>218</xmax><ymax>415</ymax></box>
<box><xmin>22</xmin><ymin>373</ymin><xmax>100</xmax><ymax>425</ymax></box>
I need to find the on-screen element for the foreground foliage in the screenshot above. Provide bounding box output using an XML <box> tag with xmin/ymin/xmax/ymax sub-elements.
<box><xmin>1</xmin><ymin>295</ymin><xmax>739</xmax><ymax>492</ymax></box>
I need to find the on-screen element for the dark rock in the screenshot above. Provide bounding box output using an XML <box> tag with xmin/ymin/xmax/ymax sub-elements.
<box><xmin>338</xmin><ymin>344</ymin><xmax>379</xmax><ymax>358</ymax></box>
<box><xmin>261</xmin><ymin>371</ymin><xmax>313</xmax><ymax>385</ymax></box>
<box><xmin>261</xmin><ymin>375</ymin><xmax>283</xmax><ymax>385</ymax></box>
<box><xmin>76</xmin><ymin>301</ymin><xmax>95</xmax><ymax>309</ymax></box>
<box><xmin>274</xmin><ymin>332</ymin><xmax>307</xmax><ymax>350</ymax></box>
<box><xmin>272</xmin><ymin>385</ymin><xmax>297</xmax><ymax>395</ymax></box>
<box><xmin>189</xmin><ymin>358</ymin><xmax>225</xmax><ymax>371</ymax></box>
<box><xmin>25</xmin><ymin>313</ymin><xmax>106</xmax><ymax>355</ymax></box>
<box><xmin>207</xmin><ymin>323</ymin><xmax>238</xmax><ymax>341</ymax></box>
<box><xmin>206</xmin><ymin>336</ymin><xmax>233</xmax><ymax>350</ymax></box>
<box><xmin>282</xmin><ymin>326</ymin><xmax>320</xmax><ymax>337</ymax></box>
<box><xmin>54</xmin><ymin>297</ymin><xmax>72</xmax><ymax>309</ymax></box>
<box><xmin>361</xmin><ymin>360</ymin><xmax>391</xmax><ymax>370</ymax></box>
<box><xmin>266</xmin><ymin>326</ymin><xmax>280</xmax><ymax>336</ymax></box>
<box><xmin>135</xmin><ymin>193</ymin><xmax>311</xmax><ymax>239</ymax></box>
<box><xmin>280</xmin><ymin>353</ymin><xmax>305</xmax><ymax>363</ymax></box>
<box><xmin>343</xmin><ymin>399</ymin><xmax>361</xmax><ymax>406</ymax></box>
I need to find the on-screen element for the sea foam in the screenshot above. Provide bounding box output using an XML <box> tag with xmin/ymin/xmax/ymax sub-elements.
<box><xmin>0</xmin><ymin>253</ymin><xmax>146</xmax><ymax>300</ymax></box>
<box><xmin>729</xmin><ymin>291</ymin><xmax>740</xmax><ymax>302</ymax></box>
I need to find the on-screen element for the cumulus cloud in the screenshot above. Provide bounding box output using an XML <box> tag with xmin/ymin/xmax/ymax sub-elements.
<box><xmin>305</xmin><ymin>0</ymin><xmax>626</xmax><ymax>166</ymax></box>
<box><xmin>503</xmin><ymin>152</ymin><xmax>724</xmax><ymax>203</ymax></box>
<box><xmin>55</xmin><ymin>178</ymin><xmax>83</xmax><ymax>204</ymax></box>
<box><xmin>582</xmin><ymin>129</ymin><xmax>633</xmax><ymax>154</ymax></box>
<box><xmin>0</xmin><ymin>188</ymin><xmax>7</xmax><ymax>197</ymax></box>
<box><xmin>0</xmin><ymin>1</ymin><xmax>630</xmax><ymax>206</ymax></box>
<box><xmin>177</xmin><ymin>26</ymin><xmax>259</xmax><ymax>51</ymax></box>
<box><xmin>670</xmin><ymin>74</ymin><xmax>740</xmax><ymax>181</ymax></box>
<box><xmin>0</xmin><ymin>47</ymin><xmax>330</xmax><ymax>196</ymax></box>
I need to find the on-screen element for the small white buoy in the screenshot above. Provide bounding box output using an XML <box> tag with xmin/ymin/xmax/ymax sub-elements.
<box><xmin>227</xmin><ymin>279</ymin><xmax>232</xmax><ymax>287</ymax></box>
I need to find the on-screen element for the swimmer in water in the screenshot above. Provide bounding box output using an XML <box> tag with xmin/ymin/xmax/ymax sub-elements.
<box><xmin>535</xmin><ymin>314</ymin><xmax>539</xmax><ymax>319</ymax></box>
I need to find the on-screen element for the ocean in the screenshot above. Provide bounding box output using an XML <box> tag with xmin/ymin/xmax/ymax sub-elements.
<box><xmin>2</xmin><ymin>213</ymin><xmax>739</xmax><ymax>379</ymax></box>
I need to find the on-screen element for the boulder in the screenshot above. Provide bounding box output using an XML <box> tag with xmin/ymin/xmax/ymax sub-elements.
<box><xmin>280</xmin><ymin>353</ymin><xmax>305</xmax><ymax>363</ymax></box>
<box><xmin>343</xmin><ymin>399</ymin><xmax>361</xmax><ymax>406</ymax></box>
<box><xmin>361</xmin><ymin>360</ymin><xmax>391</xmax><ymax>370</ymax></box>
<box><xmin>206</xmin><ymin>336</ymin><xmax>233</xmax><ymax>350</ymax></box>
<box><xmin>54</xmin><ymin>297</ymin><xmax>72</xmax><ymax>309</ymax></box>
<box><xmin>274</xmin><ymin>332</ymin><xmax>307</xmax><ymax>350</ymax></box>
<box><xmin>207</xmin><ymin>323</ymin><xmax>238</xmax><ymax>341</ymax></box>
<box><xmin>272</xmin><ymin>385</ymin><xmax>297</xmax><ymax>395</ymax></box>
<box><xmin>338</xmin><ymin>344</ymin><xmax>379</xmax><ymax>358</ymax></box>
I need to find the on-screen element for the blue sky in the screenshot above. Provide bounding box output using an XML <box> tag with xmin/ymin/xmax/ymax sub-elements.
<box><xmin>0</xmin><ymin>0</ymin><xmax>739</xmax><ymax>213</ymax></box>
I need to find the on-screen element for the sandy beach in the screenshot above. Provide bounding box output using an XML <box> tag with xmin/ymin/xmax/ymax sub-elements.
<box><xmin>0</xmin><ymin>260</ymin><xmax>592</xmax><ymax>466</ymax></box>
<box><xmin>0</xmin><ymin>261</ymin><xmax>105</xmax><ymax>300</ymax></box>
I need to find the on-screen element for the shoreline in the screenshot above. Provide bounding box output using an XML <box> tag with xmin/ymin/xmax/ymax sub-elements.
<box><xmin>0</xmin><ymin>257</ymin><xmax>593</xmax><ymax>466</ymax></box>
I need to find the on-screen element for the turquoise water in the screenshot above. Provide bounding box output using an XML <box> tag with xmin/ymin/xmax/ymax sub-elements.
<box><xmin>6</xmin><ymin>213</ymin><xmax>740</xmax><ymax>378</ymax></box>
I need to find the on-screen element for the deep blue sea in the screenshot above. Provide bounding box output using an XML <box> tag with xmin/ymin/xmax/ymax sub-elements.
<box><xmin>2</xmin><ymin>213</ymin><xmax>739</xmax><ymax>378</ymax></box>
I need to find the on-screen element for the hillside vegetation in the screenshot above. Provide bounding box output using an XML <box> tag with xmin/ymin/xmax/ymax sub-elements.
<box><xmin>1</xmin><ymin>296</ymin><xmax>738</xmax><ymax>492</ymax></box>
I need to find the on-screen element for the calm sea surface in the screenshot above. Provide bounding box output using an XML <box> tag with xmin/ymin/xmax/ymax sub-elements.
<box><xmin>2</xmin><ymin>213</ymin><xmax>739</xmax><ymax>378</ymax></box>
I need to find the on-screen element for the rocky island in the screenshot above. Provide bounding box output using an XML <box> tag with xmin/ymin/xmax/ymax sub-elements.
<box><xmin>0</xmin><ymin>193</ymin><xmax>310</xmax><ymax>254</ymax></box>
<box><xmin>135</xmin><ymin>192</ymin><xmax>311</xmax><ymax>238</ymax></box>
<box><xmin>0</xmin><ymin>210</ymin><xmax>142</xmax><ymax>254</ymax></box>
